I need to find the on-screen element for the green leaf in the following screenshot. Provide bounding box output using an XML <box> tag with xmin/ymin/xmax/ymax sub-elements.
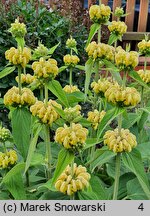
<box><xmin>11</xmin><ymin>108</ymin><xmax>31</xmax><ymax>159</ymax></box>
<box><xmin>52</xmin><ymin>105</ymin><xmax>66</xmax><ymax>119</ymax></box>
<box><xmin>78</xmin><ymin>190</ymin><xmax>98</xmax><ymax>200</ymax></box>
<box><xmin>87</xmin><ymin>146</ymin><xmax>116</xmax><ymax>172</ymax></box>
<box><xmin>140</xmin><ymin>107</ymin><xmax>150</xmax><ymax>114</ymax></box>
<box><xmin>58</xmin><ymin>66</ymin><xmax>68</xmax><ymax>73</ymax></box>
<box><xmin>84</xmin><ymin>138</ymin><xmax>103</xmax><ymax>149</ymax></box>
<box><xmin>48</xmin><ymin>42</ymin><xmax>60</xmax><ymax>55</ymax></box>
<box><xmin>89</xmin><ymin>175</ymin><xmax>108</xmax><ymax>199</ymax></box>
<box><xmin>102</xmin><ymin>59</ymin><xmax>123</xmax><ymax>85</ymax></box>
<box><xmin>127</xmin><ymin>178</ymin><xmax>148</xmax><ymax>200</ymax></box>
<box><xmin>122</xmin><ymin>113</ymin><xmax>141</xmax><ymax>129</ymax></box>
<box><xmin>108</xmin><ymin>33</ymin><xmax>120</xmax><ymax>45</ymax></box>
<box><xmin>129</xmin><ymin>70</ymin><xmax>149</xmax><ymax>89</ymax></box>
<box><xmin>72</xmin><ymin>47</ymin><xmax>78</xmax><ymax>54</ymax></box>
<box><xmin>15</xmin><ymin>37</ymin><xmax>25</xmax><ymax>49</ymax></box>
<box><xmin>47</xmin><ymin>80</ymin><xmax>69</xmax><ymax>107</ymax></box>
<box><xmin>4</xmin><ymin>174</ymin><xmax>26</xmax><ymax>200</ymax></box>
<box><xmin>137</xmin><ymin>110</ymin><xmax>149</xmax><ymax>131</ymax></box>
<box><xmin>1</xmin><ymin>163</ymin><xmax>25</xmax><ymax>185</ymax></box>
<box><xmin>84</xmin><ymin>58</ymin><xmax>94</xmax><ymax>99</ymax></box>
<box><xmin>0</xmin><ymin>66</ymin><xmax>16</xmax><ymax>79</ymax></box>
<box><xmin>1</xmin><ymin>163</ymin><xmax>26</xmax><ymax>199</ymax></box>
<box><xmin>66</xmin><ymin>91</ymin><xmax>85</xmax><ymax>105</ymax></box>
<box><xmin>97</xmin><ymin>107</ymin><xmax>125</xmax><ymax>140</ymax></box>
<box><xmin>136</xmin><ymin>142</ymin><xmax>150</xmax><ymax>160</ymax></box>
<box><xmin>122</xmin><ymin>149</ymin><xmax>150</xmax><ymax>199</ymax></box>
<box><xmin>51</xmin><ymin>148</ymin><xmax>74</xmax><ymax>184</ymax></box>
<box><xmin>75</xmin><ymin>65</ymin><xmax>85</xmax><ymax>71</ymax></box>
<box><xmin>86</xmin><ymin>23</ymin><xmax>100</xmax><ymax>47</ymax></box>
<box><xmin>24</xmin><ymin>124</ymin><xmax>42</xmax><ymax>173</ymax></box>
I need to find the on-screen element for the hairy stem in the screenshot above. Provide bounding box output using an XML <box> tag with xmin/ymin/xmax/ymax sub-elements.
<box><xmin>113</xmin><ymin>153</ymin><xmax>121</xmax><ymax>200</ymax></box>
<box><xmin>18</xmin><ymin>66</ymin><xmax>22</xmax><ymax>95</ymax></box>
<box><xmin>45</xmin><ymin>125</ymin><xmax>51</xmax><ymax>179</ymax></box>
<box><xmin>69</xmin><ymin>67</ymin><xmax>73</xmax><ymax>85</ymax></box>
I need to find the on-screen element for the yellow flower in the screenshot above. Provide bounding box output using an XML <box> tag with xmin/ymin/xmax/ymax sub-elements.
<box><xmin>137</xmin><ymin>69</ymin><xmax>150</xmax><ymax>83</ymax></box>
<box><xmin>4</xmin><ymin>86</ymin><xmax>36</xmax><ymax>107</ymax></box>
<box><xmin>0</xmin><ymin>127</ymin><xmax>11</xmax><ymax>142</ymax></box>
<box><xmin>33</xmin><ymin>43</ymin><xmax>49</xmax><ymax>58</ymax></box>
<box><xmin>64</xmin><ymin>105</ymin><xmax>81</xmax><ymax>122</ymax></box>
<box><xmin>55</xmin><ymin>123</ymin><xmax>88</xmax><ymax>149</ymax></box>
<box><xmin>9</xmin><ymin>18</ymin><xmax>27</xmax><ymax>38</ymax></box>
<box><xmin>5</xmin><ymin>47</ymin><xmax>31</xmax><ymax>68</ymax></box>
<box><xmin>55</xmin><ymin>163</ymin><xmax>91</xmax><ymax>195</ymax></box>
<box><xmin>105</xmin><ymin>84</ymin><xmax>141</xmax><ymax>107</ymax></box>
<box><xmin>63</xmin><ymin>54</ymin><xmax>79</xmax><ymax>66</ymax></box>
<box><xmin>114</xmin><ymin>7</ymin><xmax>124</xmax><ymax>17</ymax></box>
<box><xmin>115</xmin><ymin>47</ymin><xmax>138</xmax><ymax>70</ymax></box>
<box><xmin>30</xmin><ymin>100</ymin><xmax>62</xmax><ymax>125</ymax></box>
<box><xmin>104</xmin><ymin>128</ymin><xmax>137</xmax><ymax>153</ymax></box>
<box><xmin>15</xmin><ymin>73</ymin><xmax>35</xmax><ymax>85</ymax></box>
<box><xmin>86</xmin><ymin>41</ymin><xmax>115</xmax><ymax>61</ymax></box>
<box><xmin>63</xmin><ymin>85</ymin><xmax>80</xmax><ymax>93</ymax></box>
<box><xmin>32</xmin><ymin>57</ymin><xmax>58</xmax><ymax>80</ymax></box>
<box><xmin>91</xmin><ymin>78</ymin><xmax>113</xmax><ymax>95</ymax></box>
<box><xmin>108</xmin><ymin>21</ymin><xmax>127</xmax><ymax>36</ymax></box>
<box><xmin>66</xmin><ymin>36</ymin><xmax>77</xmax><ymax>49</ymax></box>
<box><xmin>89</xmin><ymin>4</ymin><xmax>111</xmax><ymax>24</ymax></box>
<box><xmin>0</xmin><ymin>150</ymin><xmax>17</xmax><ymax>168</ymax></box>
<box><xmin>87</xmin><ymin>110</ymin><xmax>106</xmax><ymax>130</ymax></box>
<box><xmin>138</xmin><ymin>39</ymin><xmax>150</xmax><ymax>55</ymax></box>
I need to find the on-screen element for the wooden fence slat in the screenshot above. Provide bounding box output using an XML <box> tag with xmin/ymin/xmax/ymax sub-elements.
<box><xmin>101</xmin><ymin>0</ymin><xmax>108</xmax><ymax>5</ymax></box>
<box><xmin>125</xmin><ymin>0</ymin><xmax>136</xmax><ymax>31</ymax></box>
<box><xmin>112</xmin><ymin>0</ymin><xmax>122</xmax><ymax>20</ymax></box>
<box><xmin>137</xmin><ymin>0</ymin><xmax>149</xmax><ymax>32</ymax></box>
<box><xmin>88</xmin><ymin>0</ymin><xmax>96</xmax><ymax>8</ymax></box>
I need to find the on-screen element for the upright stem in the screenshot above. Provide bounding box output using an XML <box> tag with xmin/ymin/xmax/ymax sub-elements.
<box><xmin>44</xmin><ymin>85</ymin><xmax>48</xmax><ymax>105</ymax></box>
<box><xmin>69</xmin><ymin>67</ymin><xmax>73</xmax><ymax>85</ymax></box>
<box><xmin>45</xmin><ymin>125</ymin><xmax>51</xmax><ymax>179</ymax></box>
<box><xmin>40</xmin><ymin>87</ymin><xmax>44</xmax><ymax>101</ymax></box>
<box><xmin>144</xmin><ymin>57</ymin><xmax>147</xmax><ymax>71</ymax></box>
<box><xmin>99</xmin><ymin>0</ymin><xmax>101</xmax><ymax>5</ymax></box>
<box><xmin>118</xmin><ymin>114</ymin><xmax>122</xmax><ymax>135</ymax></box>
<box><xmin>113</xmin><ymin>153</ymin><xmax>121</xmax><ymax>200</ymax></box>
<box><xmin>18</xmin><ymin>66</ymin><xmax>22</xmax><ymax>95</ymax></box>
<box><xmin>70</xmin><ymin>160</ymin><xmax>75</xmax><ymax>200</ymax></box>
<box><xmin>98</xmin><ymin>26</ymin><xmax>101</xmax><ymax>43</ymax></box>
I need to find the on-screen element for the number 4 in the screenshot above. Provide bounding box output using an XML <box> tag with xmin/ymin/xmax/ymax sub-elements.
<box><xmin>138</xmin><ymin>203</ymin><xmax>144</xmax><ymax>211</ymax></box>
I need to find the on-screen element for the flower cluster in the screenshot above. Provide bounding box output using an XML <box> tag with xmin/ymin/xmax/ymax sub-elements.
<box><xmin>33</xmin><ymin>43</ymin><xmax>49</xmax><ymax>58</ymax></box>
<box><xmin>86</xmin><ymin>41</ymin><xmax>114</xmax><ymax>61</ymax></box>
<box><xmin>55</xmin><ymin>123</ymin><xmax>88</xmax><ymax>150</ymax></box>
<box><xmin>5</xmin><ymin>47</ymin><xmax>31</xmax><ymax>68</ymax></box>
<box><xmin>55</xmin><ymin>163</ymin><xmax>91</xmax><ymax>196</ymax></box>
<box><xmin>89</xmin><ymin>4</ymin><xmax>111</xmax><ymax>24</ymax></box>
<box><xmin>32</xmin><ymin>58</ymin><xmax>58</xmax><ymax>80</ymax></box>
<box><xmin>91</xmin><ymin>78</ymin><xmax>113</xmax><ymax>95</ymax></box>
<box><xmin>105</xmin><ymin>84</ymin><xmax>141</xmax><ymax>107</ymax></box>
<box><xmin>115</xmin><ymin>47</ymin><xmax>139</xmax><ymax>71</ymax></box>
<box><xmin>4</xmin><ymin>86</ymin><xmax>36</xmax><ymax>107</ymax></box>
<box><xmin>15</xmin><ymin>73</ymin><xmax>35</xmax><ymax>85</ymax></box>
<box><xmin>0</xmin><ymin>127</ymin><xmax>11</xmax><ymax>142</ymax></box>
<box><xmin>64</xmin><ymin>105</ymin><xmax>81</xmax><ymax>122</ymax></box>
<box><xmin>63</xmin><ymin>85</ymin><xmax>80</xmax><ymax>93</ymax></box>
<box><xmin>138</xmin><ymin>39</ymin><xmax>150</xmax><ymax>55</ymax></box>
<box><xmin>87</xmin><ymin>110</ymin><xmax>106</xmax><ymax>130</ymax></box>
<box><xmin>63</xmin><ymin>54</ymin><xmax>80</xmax><ymax>66</ymax></box>
<box><xmin>108</xmin><ymin>21</ymin><xmax>127</xmax><ymax>36</ymax></box>
<box><xmin>30</xmin><ymin>100</ymin><xmax>61</xmax><ymax>125</ymax></box>
<box><xmin>0</xmin><ymin>150</ymin><xmax>18</xmax><ymax>169</ymax></box>
<box><xmin>137</xmin><ymin>69</ymin><xmax>150</xmax><ymax>84</ymax></box>
<box><xmin>9</xmin><ymin>18</ymin><xmax>27</xmax><ymax>38</ymax></box>
<box><xmin>114</xmin><ymin>7</ymin><xmax>124</xmax><ymax>17</ymax></box>
<box><xmin>66</xmin><ymin>37</ymin><xmax>77</xmax><ymax>49</ymax></box>
<box><xmin>104</xmin><ymin>128</ymin><xmax>137</xmax><ymax>153</ymax></box>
